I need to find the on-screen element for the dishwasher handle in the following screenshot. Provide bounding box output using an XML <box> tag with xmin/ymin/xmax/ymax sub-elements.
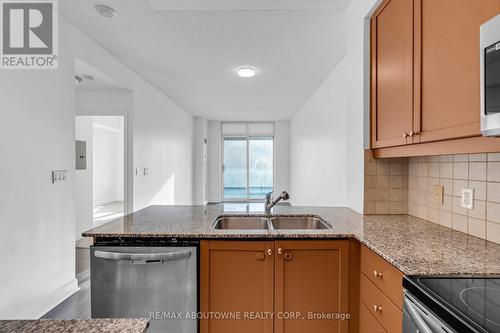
<box><xmin>404</xmin><ymin>296</ymin><xmax>433</xmax><ymax>333</ymax></box>
<box><xmin>94</xmin><ymin>250</ymin><xmax>192</xmax><ymax>263</ymax></box>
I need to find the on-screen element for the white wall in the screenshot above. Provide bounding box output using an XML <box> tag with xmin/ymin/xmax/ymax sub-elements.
<box><xmin>76</xmin><ymin>89</ymin><xmax>132</xmax><ymax>110</ymax></box>
<box><xmin>289</xmin><ymin>0</ymin><xmax>379</xmax><ymax>210</ymax></box>
<box><xmin>68</xmin><ymin>23</ymin><xmax>194</xmax><ymax>210</ymax></box>
<box><xmin>207</xmin><ymin>121</ymin><xmax>222</xmax><ymax>202</ymax></box>
<box><xmin>193</xmin><ymin>117</ymin><xmax>208</xmax><ymax>205</ymax></box>
<box><xmin>273</xmin><ymin>120</ymin><xmax>291</xmax><ymax>194</ymax></box>
<box><xmin>0</xmin><ymin>26</ymin><xmax>78</xmax><ymax>319</ymax></box>
<box><xmin>132</xmin><ymin>87</ymin><xmax>194</xmax><ymax>208</ymax></box>
<box><xmin>290</xmin><ymin>59</ymin><xmax>348</xmax><ymax>206</ymax></box>
<box><xmin>0</xmin><ymin>15</ymin><xmax>194</xmax><ymax>319</ymax></box>
<box><xmin>345</xmin><ymin>0</ymin><xmax>381</xmax><ymax>213</ymax></box>
<box><xmin>92</xmin><ymin>116</ymin><xmax>124</xmax><ymax>206</ymax></box>
<box><xmin>75</xmin><ymin>117</ymin><xmax>94</xmax><ymax>240</ymax></box>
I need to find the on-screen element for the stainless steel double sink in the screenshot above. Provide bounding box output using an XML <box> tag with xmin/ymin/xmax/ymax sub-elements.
<box><xmin>212</xmin><ymin>215</ymin><xmax>332</xmax><ymax>230</ymax></box>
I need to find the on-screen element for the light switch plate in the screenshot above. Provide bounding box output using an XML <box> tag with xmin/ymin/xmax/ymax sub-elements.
<box><xmin>52</xmin><ymin>170</ymin><xmax>67</xmax><ymax>184</ymax></box>
<box><xmin>432</xmin><ymin>185</ymin><xmax>444</xmax><ymax>204</ymax></box>
<box><xmin>144</xmin><ymin>167</ymin><xmax>150</xmax><ymax>176</ymax></box>
<box><xmin>461</xmin><ymin>188</ymin><xmax>474</xmax><ymax>209</ymax></box>
<box><xmin>135</xmin><ymin>167</ymin><xmax>143</xmax><ymax>176</ymax></box>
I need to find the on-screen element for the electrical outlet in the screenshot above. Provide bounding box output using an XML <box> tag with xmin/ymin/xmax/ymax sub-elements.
<box><xmin>461</xmin><ymin>188</ymin><xmax>474</xmax><ymax>209</ymax></box>
<box><xmin>432</xmin><ymin>185</ymin><xmax>444</xmax><ymax>204</ymax></box>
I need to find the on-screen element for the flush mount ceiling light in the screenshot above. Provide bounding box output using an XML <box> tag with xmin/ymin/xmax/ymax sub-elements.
<box><xmin>236</xmin><ymin>67</ymin><xmax>256</xmax><ymax>78</ymax></box>
<box><xmin>94</xmin><ymin>4</ymin><xmax>118</xmax><ymax>18</ymax></box>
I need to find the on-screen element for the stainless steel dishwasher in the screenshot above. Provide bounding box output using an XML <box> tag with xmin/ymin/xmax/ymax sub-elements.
<box><xmin>90</xmin><ymin>240</ymin><xmax>198</xmax><ymax>333</ymax></box>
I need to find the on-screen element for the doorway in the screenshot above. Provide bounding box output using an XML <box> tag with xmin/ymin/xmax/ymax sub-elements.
<box><xmin>222</xmin><ymin>136</ymin><xmax>273</xmax><ymax>201</ymax></box>
<box><xmin>75</xmin><ymin>115</ymin><xmax>126</xmax><ymax>225</ymax></box>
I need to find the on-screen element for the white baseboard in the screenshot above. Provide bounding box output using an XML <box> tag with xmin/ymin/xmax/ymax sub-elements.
<box><xmin>16</xmin><ymin>278</ymin><xmax>79</xmax><ymax>319</ymax></box>
<box><xmin>76</xmin><ymin>269</ymin><xmax>90</xmax><ymax>283</ymax></box>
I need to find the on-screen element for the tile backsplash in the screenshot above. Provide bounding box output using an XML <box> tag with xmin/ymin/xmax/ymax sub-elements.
<box><xmin>364</xmin><ymin>150</ymin><xmax>408</xmax><ymax>215</ymax></box>
<box><xmin>364</xmin><ymin>150</ymin><xmax>500</xmax><ymax>244</ymax></box>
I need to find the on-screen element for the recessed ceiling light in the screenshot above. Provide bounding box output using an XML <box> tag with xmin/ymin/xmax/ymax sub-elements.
<box><xmin>237</xmin><ymin>67</ymin><xmax>256</xmax><ymax>78</ymax></box>
<box><xmin>94</xmin><ymin>4</ymin><xmax>118</xmax><ymax>18</ymax></box>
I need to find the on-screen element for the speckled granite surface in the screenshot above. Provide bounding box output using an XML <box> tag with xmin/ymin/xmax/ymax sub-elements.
<box><xmin>83</xmin><ymin>204</ymin><xmax>500</xmax><ymax>276</ymax></box>
<box><xmin>0</xmin><ymin>319</ymin><xmax>149</xmax><ymax>333</ymax></box>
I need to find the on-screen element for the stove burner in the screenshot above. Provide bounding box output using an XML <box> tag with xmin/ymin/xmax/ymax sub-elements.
<box><xmin>460</xmin><ymin>287</ymin><xmax>500</xmax><ymax>328</ymax></box>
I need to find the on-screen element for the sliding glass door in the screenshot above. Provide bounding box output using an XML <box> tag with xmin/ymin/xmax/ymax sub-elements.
<box><xmin>223</xmin><ymin>136</ymin><xmax>273</xmax><ymax>201</ymax></box>
<box><xmin>223</xmin><ymin>137</ymin><xmax>248</xmax><ymax>200</ymax></box>
<box><xmin>248</xmin><ymin>137</ymin><xmax>273</xmax><ymax>199</ymax></box>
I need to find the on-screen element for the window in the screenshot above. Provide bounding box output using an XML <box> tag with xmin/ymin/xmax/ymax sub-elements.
<box><xmin>222</xmin><ymin>123</ymin><xmax>274</xmax><ymax>201</ymax></box>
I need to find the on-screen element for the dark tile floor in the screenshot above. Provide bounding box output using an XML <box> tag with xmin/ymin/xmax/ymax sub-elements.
<box><xmin>42</xmin><ymin>272</ymin><xmax>91</xmax><ymax>319</ymax></box>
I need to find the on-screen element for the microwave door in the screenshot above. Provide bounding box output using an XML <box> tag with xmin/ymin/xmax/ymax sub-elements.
<box><xmin>485</xmin><ymin>43</ymin><xmax>500</xmax><ymax>116</ymax></box>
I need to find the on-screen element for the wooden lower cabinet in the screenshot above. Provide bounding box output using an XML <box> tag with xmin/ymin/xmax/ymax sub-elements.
<box><xmin>200</xmin><ymin>241</ymin><xmax>275</xmax><ymax>333</ymax></box>
<box><xmin>274</xmin><ymin>240</ymin><xmax>349</xmax><ymax>333</ymax></box>
<box><xmin>360</xmin><ymin>274</ymin><xmax>402</xmax><ymax>333</ymax></box>
<box><xmin>359</xmin><ymin>245</ymin><xmax>403</xmax><ymax>333</ymax></box>
<box><xmin>360</xmin><ymin>245</ymin><xmax>404</xmax><ymax>308</ymax></box>
<box><xmin>359</xmin><ymin>301</ymin><xmax>386</xmax><ymax>333</ymax></box>
<box><xmin>200</xmin><ymin>240</ymin><xmax>350</xmax><ymax>333</ymax></box>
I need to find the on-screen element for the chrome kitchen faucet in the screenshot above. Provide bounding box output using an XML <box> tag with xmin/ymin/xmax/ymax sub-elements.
<box><xmin>265</xmin><ymin>191</ymin><xmax>290</xmax><ymax>214</ymax></box>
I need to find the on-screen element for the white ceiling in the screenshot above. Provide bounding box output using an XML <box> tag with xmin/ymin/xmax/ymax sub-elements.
<box><xmin>61</xmin><ymin>1</ymin><xmax>348</xmax><ymax>121</ymax></box>
<box><xmin>147</xmin><ymin>0</ymin><xmax>350</xmax><ymax>11</ymax></box>
<box><xmin>75</xmin><ymin>58</ymin><xmax>127</xmax><ymax>90</ymax></box>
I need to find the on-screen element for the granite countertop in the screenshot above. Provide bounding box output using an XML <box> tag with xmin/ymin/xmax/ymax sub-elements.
<box><xmin>83</xmin><ymin>204</ymin><xmax>500</xmax><ymax>276</ymax></box>
<box><xmin>0</xmin><ymin>319</ymin><xmax>149</xmax><ymax>333</ymax></box>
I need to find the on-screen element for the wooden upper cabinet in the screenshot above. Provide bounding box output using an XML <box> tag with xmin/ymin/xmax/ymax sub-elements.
<box><xmin>200</xmin><ymin>240</ymin><xmax>275</xmax><ymax>333</ymax></box>
<box><xmin>274</xmin><ymin>240</ymin><xmax>349</xmax><ymax>333</ymax></box>
<box><xmin>371</xmin><ymin>0</ymin><xmax>500</xmax><ymax>151</ymax></box>
<box><xmin>371</xmin><ymin>0</ymin><xmax>415</xmax><ymax>148</ymax></box>
<box><xmin>413</xmin><ymin>0</ymin><xmax>500</xmax><ymax>143</ymax></box>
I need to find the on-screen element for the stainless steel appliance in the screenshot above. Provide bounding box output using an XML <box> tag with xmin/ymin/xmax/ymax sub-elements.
<box><xmin>403</xmin><ymin>292</ymin><xmax>455</xmax><ymax>333</ymax></box>
<box><xmin>404</xmin><ymin>276</ymin><xmax>500</xmax><ymax>333</ymax></box>
<box><xmin>91</xmin><ymin>239</ymin><xmax>198</xmax><ymax>333</ymax></box>
<box><xmin>481</xmin><ymin>14</ymin><xmax>500</xmax><ymax>136</ymax></box>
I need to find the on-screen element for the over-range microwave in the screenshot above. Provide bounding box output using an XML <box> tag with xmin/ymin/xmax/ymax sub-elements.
<box><xmin>481</xmin><ymin>14</ymin><xmax>500</xmax><ymax>136</ymax></box>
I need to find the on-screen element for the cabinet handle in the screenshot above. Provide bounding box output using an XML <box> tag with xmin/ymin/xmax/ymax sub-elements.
<box><xmin>267</xmin><ymin>249</ymin><xmax>272</xmax><ymax>256</ymax></box>
<box><xmin>277</xmin><ymin>248</ymin><xmax>283</xmax><ymax>255</ymax></box>
<box><xmin>284</xmin><ymin>253</ymin><xmax>293</xmax><ymax>261</ymax></box>
<box><xmin>373</xmin><ymin>270</ymin><xmax>383</xmax><ymax>279</ymax></box>
<box><xmin>402</xmin><ymin>132</ymin><xmax>409</xmax><ymax>138</ymax></box>
<box><xmin>409</xmin><ymin>130</ymin><xmax>415</xmax><ymax>137</ymax></box>
<box><xmin>373</xmin><ymin>305</ymin><xmax>382</xmax><ymax>313</ymax></box>
<box><xmin>256</xmin><ymin>253</ymin><xmax>265</xmax><ymax>261</ymax></box>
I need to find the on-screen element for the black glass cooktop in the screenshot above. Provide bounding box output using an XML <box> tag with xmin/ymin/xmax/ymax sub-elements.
<box><xmin>405</xmin><ymin>276</ymin><xmax>500</xmax><ymax>333</ymax></box>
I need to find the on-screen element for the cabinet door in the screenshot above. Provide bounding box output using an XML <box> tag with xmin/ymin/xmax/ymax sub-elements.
<box><xmin>274</xmin><ymin>240</ymin><xmax>349</xmax><ymax>333</ymax></box>
<box><xmin>371</xmin><ymin>0</ymin><xmax>415</xmax><ymax>148</ymax></box>
<box><xmin>200</xmin><ymin>240</ymin><xmax>274</xmax><ymax>333</ymax></box>
<box><xmin>414</xmin><ymin>0</ymin><xmax>500</xmax><ymax>143</ymax></box>
<box><xmin>359</xmin><ymin>302</ymin><xmax>386</xmax><ymax>333</ymax></box>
